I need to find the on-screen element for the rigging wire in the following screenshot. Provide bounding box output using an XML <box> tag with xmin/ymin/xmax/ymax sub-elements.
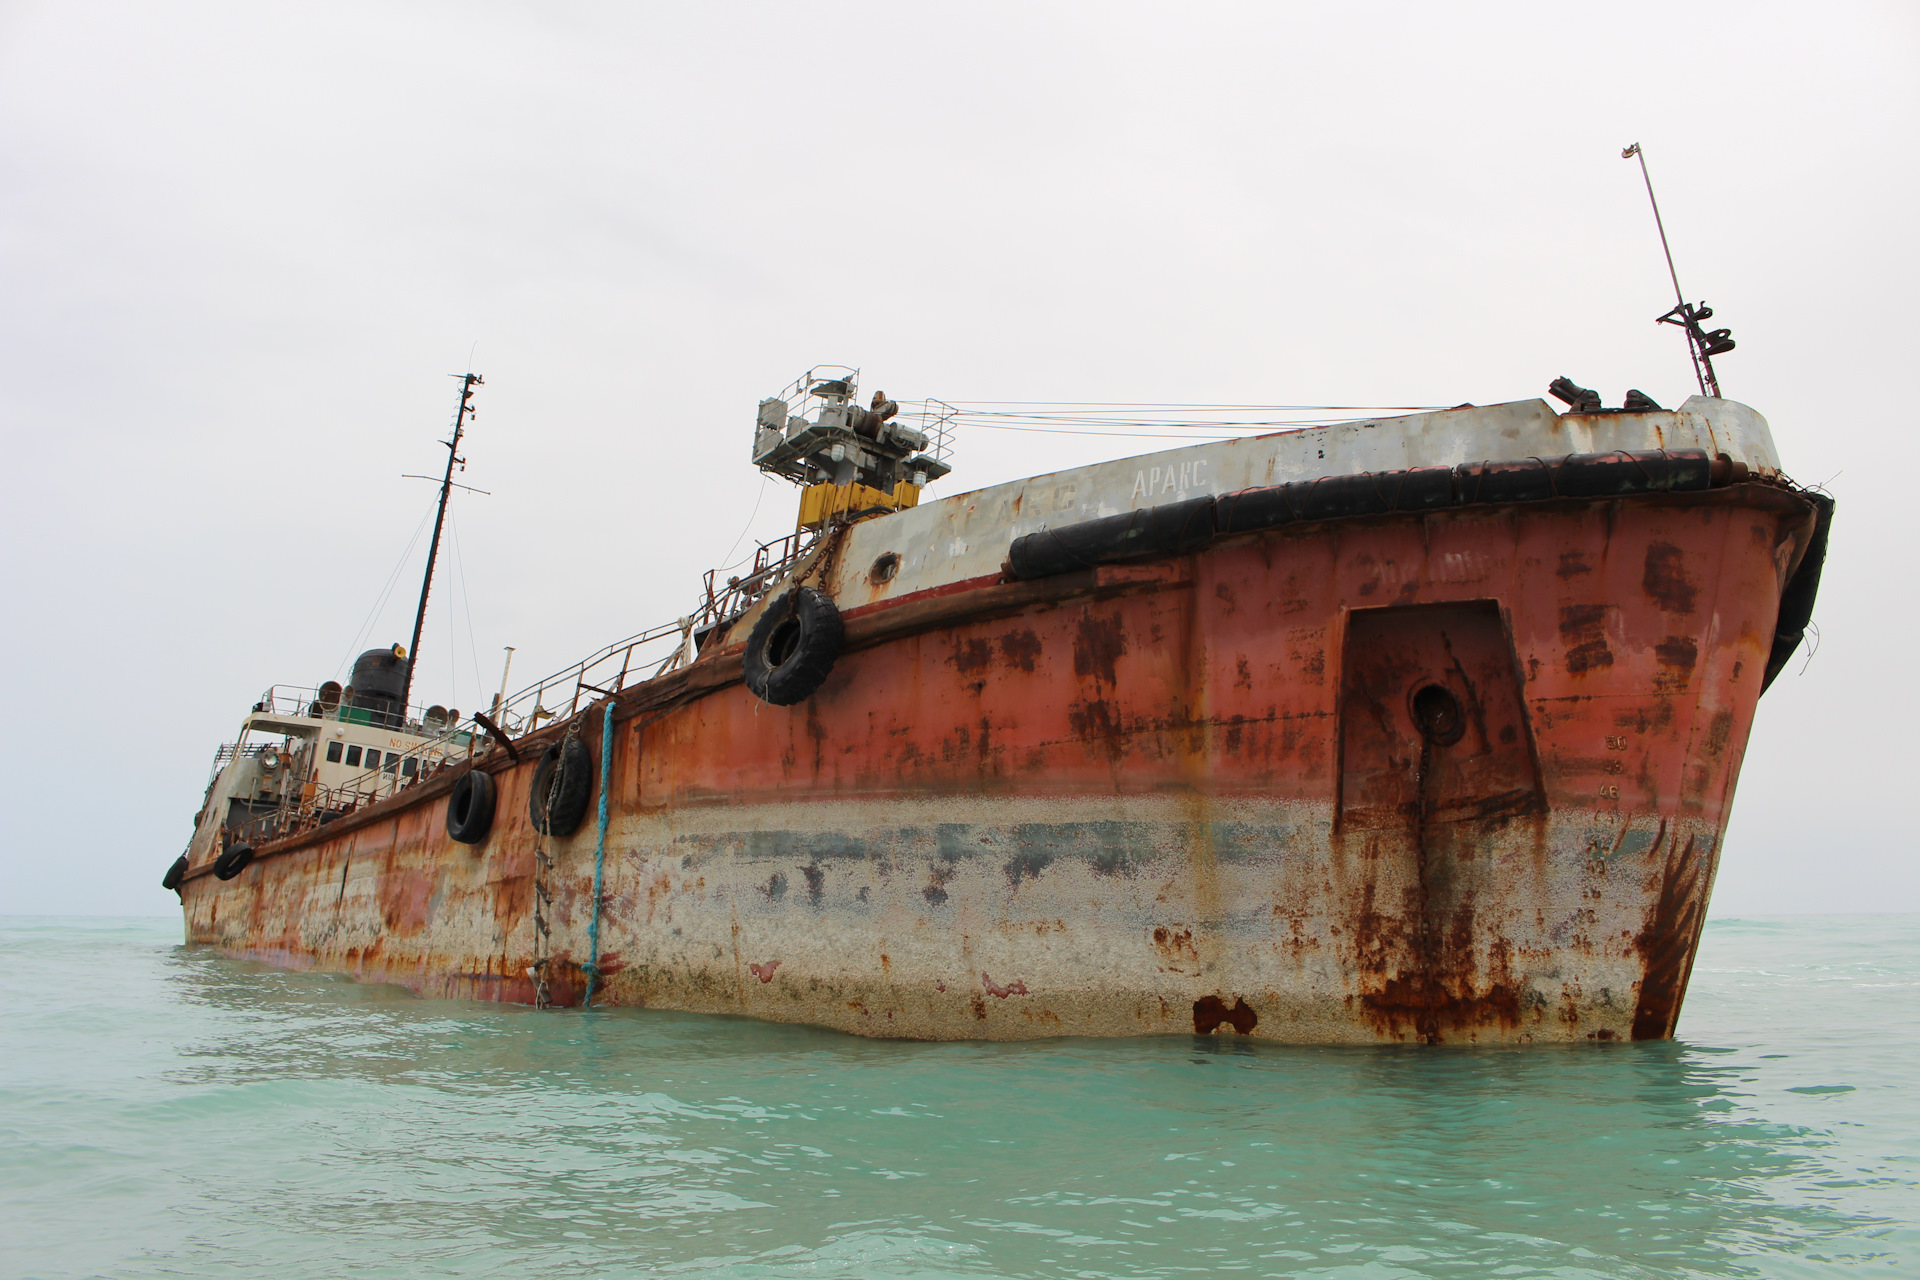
<box><xmin>336</xmin><ymin>501</ymin><xmax>438</xmax><ymax>679</ymax></box>
<box><xmin>449</xmin><ymin>510</ymin><xmax>486</xmax><ymax>713</ymax></box>
<box><xmin>944</xmin><ymin>400</ymin><xmax>1448</xmax><ymax>410</ymax></box>
<box><xmin>447</xmin><ymin>573</ymin><xmax>459</xmax><ymax>712</ymax></box>
<box><xmin>442</xmin><ymin>512</ymin><xmax>460</xmax><ymax>710</ymax></box>
<box><xmin>1799</xmin><ymin>620</ymin><xmax>1822</xmax><ymax>677</ymax></box>
<box><xmin>954</xmin><ymin>413</ymin><xmax>1374</xmax><ymax>428</ymax></box>
<box><xmin>453</xmin><ymin>395</ymin><xmax>1466</xmax><ymax>726</ymax></box>
<box><xmin>715</xmin><ymin>474</ymin><xmax>772</xmax><ymax>573</ymax></box>
<box><xmin>955</xmin><ymin>421</ymin><xmax>1242</xmax><ymax>442</ymax></box>
<box><xmin>916</xmin><ymin>400</ymin><xmax>1452</xmax><ymax>441</ymax></box>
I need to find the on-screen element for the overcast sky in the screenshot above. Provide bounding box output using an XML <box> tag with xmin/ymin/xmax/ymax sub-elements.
<box><xmin>2</xmin><ymin>1</ymin><xmax>1914</xmax><ymax>917</ymax></box>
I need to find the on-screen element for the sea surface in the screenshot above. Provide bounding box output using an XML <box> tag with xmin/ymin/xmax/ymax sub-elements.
<box><xmin>3</xmin><ymin>916</ymin><xmax>1916</xmax><ymax>1279</ymax></box>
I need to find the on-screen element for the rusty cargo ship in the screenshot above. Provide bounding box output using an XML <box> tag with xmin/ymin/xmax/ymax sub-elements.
<box><xmin>170</xmin><ymin>367</ymin><xmax>1830</xmax><ymax>1044</ymax></box>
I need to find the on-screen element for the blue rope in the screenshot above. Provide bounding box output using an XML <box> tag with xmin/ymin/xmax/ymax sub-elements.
<box><xmin>581</xmin><ymin>699</ymin><xmax>615</xmax><ymax>1008</ymax></box>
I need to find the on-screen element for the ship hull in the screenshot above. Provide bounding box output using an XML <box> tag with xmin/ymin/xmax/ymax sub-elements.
<box><xmin>182</xmin><ymin>484</ymin><xmax>1818</xmax><ymax>1043</ymax></box>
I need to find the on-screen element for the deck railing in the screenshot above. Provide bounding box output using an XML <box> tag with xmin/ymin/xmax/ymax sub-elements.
<box><xmin>223</xmin><ymin>515</ymin><xmax>868</xmax><ymax>844</ymax></box>
<box><xmin>221</xmin><ymin>715</ymin><xmax>480</xmax><ymax>847</ymax></box>
<box><xmin>903</xmin><ymin>398</ymin><xmax>957</xmax><ymax>469</ymax></box>
<box><xmin>696</xmin><ymin>528</ymin><xmax>818</xmax><ymax>635</ymax></box>
<box><xmin>206</xmin><ymin>741</ymin><xmax>273</xmax><ymax>783</ymax></box>
<box><xmin>247</xmin><ymin>685</ymin><xmax>462</xmax><ymax>730</ymax></box>
<box><xmin>483</xmin><ymin>619</ymin><xmax>689</xmax><ymax>740</ymax></box>
<box><xmin>479</xmin><ymin>525</ymin><xmax>824</xmax><ymax>739</ymax></box>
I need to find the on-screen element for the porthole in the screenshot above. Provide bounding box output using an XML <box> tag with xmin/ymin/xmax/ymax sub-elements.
<box><xmin>869</xmin><ymin>552</ymin><xmax>901</xmax><ymax>586</ymax></box>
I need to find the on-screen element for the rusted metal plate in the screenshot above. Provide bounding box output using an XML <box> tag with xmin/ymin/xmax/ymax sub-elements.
<box><xmin>182</xmin><ymin>483</ymin><xmax>1815</xmax><ymax>1044</ymax></box>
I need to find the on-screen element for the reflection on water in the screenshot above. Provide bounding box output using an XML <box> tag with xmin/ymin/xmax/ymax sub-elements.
<box><xmin>3</xmin><ymin>915</ymin><xmax>1916</xmax><ymax>1278</ymax></box>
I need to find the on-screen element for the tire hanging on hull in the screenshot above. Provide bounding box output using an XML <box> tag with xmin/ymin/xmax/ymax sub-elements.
<box><xmin>743</xmin><ymin>587</ymin><xmax>843</xmax><ymax>706</ymax></box>
<box><xmin>529</xmin><ymin>738</ymin><xmax>593</xmax><ymax>837</ymax></box>
<box><xmin>213</xmin><ymin>844</ymin><xmax>255</xmax><ymax>881</ymax></box>
<box><xmin>445</xmin><ymin>768</ymin><xmax>497</xmax><ymax>845</ymax></box>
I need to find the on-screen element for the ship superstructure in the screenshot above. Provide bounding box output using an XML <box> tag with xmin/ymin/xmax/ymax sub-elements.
<box><xmin>180</xmin><ymin>646</ymin><xmax>476</xmax><ymax>883</ymax></box>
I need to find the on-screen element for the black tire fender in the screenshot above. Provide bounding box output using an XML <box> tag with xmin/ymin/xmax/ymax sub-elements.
<box><xmin>743</xmin><ymin>586</ymin><xmax>844</xmax><ymax>706</ymax></box>
<box><xmin>162</xmin><ymin>855</ymin><xmax>187</xmax><ymax>892</ymax></box>
<box><xmin>213</xmin><ymin>843</ymin><xmax>255</xmax><ymax>881</ymax></box>
<box><xmin>445</xmin><ymin>768</ymin><xmax>497</xmax><ymax>845</ymax></box>
<box><xmin>529</xmin><ymin>737</ymin><xmax>593</xmax><ymax>837</ymax></box>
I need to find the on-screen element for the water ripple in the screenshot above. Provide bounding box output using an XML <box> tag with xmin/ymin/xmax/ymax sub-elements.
<box><xmin>3</xmin><ymin>914</ymin><xmax>1916</xmax><ymax>1278</ymax></box>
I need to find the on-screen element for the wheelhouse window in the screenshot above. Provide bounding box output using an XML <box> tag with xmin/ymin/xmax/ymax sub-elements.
<box><xmin>325</xmin><ymin>741</ymin><xmax>343</xmax><ymax>764</ymax></box>
<box><xmin>345</xmin><ymin>745</ymin><xmax>362</xmax><ymax>767</ymax></box>
<box><xmin>402</xmin><ymin>757</ymin><xmax>418</xmax><ymax>778</ymax></box>
<box><xmin>382</xmin><ymin>752</ymin><xmax>399</xmax><ymax>773</ymax></box>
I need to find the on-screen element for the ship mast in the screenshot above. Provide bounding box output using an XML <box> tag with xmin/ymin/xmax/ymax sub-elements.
<box><xmin>401</xmin><ymin>371</ymin><xmax>482</xmax><ymax>713</ymax></box>
<box><xmin>1622</xmin><ymin>143</ymin><xmax>1736</xmax><ymax>398</ymax></box>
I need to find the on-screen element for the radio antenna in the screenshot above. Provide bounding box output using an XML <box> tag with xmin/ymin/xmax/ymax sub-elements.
<box><xmin>1622</xmin><ymin>143</ymin><xmax>1734</xmax><ymax>399</ymax></box>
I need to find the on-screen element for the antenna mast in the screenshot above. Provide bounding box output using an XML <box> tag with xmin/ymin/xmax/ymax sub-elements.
<box><xmin>1622</xmin><ymin>143</ymin><xmax>1735</xmax><ymax>398</ymax></box>
<box><xmin>402</xmin><ymin>372</ymin><xmax>482</xmax><ymax>712</ymax></box>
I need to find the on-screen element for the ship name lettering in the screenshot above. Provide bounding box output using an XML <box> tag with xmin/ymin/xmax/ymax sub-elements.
<box><xmin>1130</xmin><ymin>458</ymin><xmax>1207</xmax><ymax>501</ymax></box>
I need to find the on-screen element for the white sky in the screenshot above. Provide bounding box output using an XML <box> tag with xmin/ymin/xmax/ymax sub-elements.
<box><xmin>2</xmin><ymin>1</ymin><xmax>1914</xmax><ymax>916</ymax></box>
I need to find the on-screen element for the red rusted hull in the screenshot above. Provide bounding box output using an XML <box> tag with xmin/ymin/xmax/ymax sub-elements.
<box><xmin>182</xmin><ymin>484</ymin><xmax>1819</xmax><ymax>1042</ymax></box>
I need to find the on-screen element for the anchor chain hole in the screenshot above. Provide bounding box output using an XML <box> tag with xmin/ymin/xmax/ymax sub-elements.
<box><xmin>1411</xmin><ymin>683</ymin><xmax>1465</xmax><ymax>745</ymax></box>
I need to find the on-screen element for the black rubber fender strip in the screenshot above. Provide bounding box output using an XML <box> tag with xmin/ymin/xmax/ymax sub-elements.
<box><xmin>1455</xmin><ymin>448</ymin><xmax>1712</xmax><ymax>505</ymax></box>
<box><xmin>1761</xmin><ymin>491</ymin><xmax>1835</xmax><ymax>694</ymax></box>
<box><xmin>1217</xmin><ymin>465</ymin><xmax>1457</xmax><ymax>534</ymax></box>
<box><xmin>1006</xmin><ymin>495</ymin><xmax>1216</xmax><ymax>581</ymax></box>
<box><xmin>1008</xmin><ymin>448</ymin><xmax>1715</xmax><ymax>581</ymax></box>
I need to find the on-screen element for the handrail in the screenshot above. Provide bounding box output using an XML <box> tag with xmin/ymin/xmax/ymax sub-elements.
<box><xmin>325</xmin><ymin>719</ymin><xmax>474</xmax><ymax>793</ymax></box>
<box><xmin>480</xmin><ymin>522</ymin><xmax>830</xmax><ymax>737</ymax></box>
<box><xmin>229</xmin><ymin>510</ymin><xmax>867</xmax><ymax>843</ymax></box>
<box><xmin>206</xmin><ymin>741</ymin><xmax>273</xmax><ymax>782</ymax></box>
<box><xmin>696</xmin><ymin>527</ymin><xmax>818</xmax><ymax>634</ymax></box>
<box><xmin>247</xmin><ymin>685</ymin><xmax>465</xmax><ymax>730</ymax></box>
<box><xmin>484</xmin><ymin>618</ymin><xmax>688</xmax><ymax>738</ymax></box>
<box><xmin>903</xmin><ymin>398</ymin><xmax>957</xmax><ymax>468</ymax></box>
<box><xmin>218</xmin><ymin>497</ymin><xmax>879</xmax><ymax>847</ymax></box>
<box><xmin>761</xmin><ymin>371</ymin><xmax>954</xmax><ymax>468</ymax></box>
<box><xmin>223</xmin><ymin>715</ymin><xmax>480</xmax><ymax>847</ymax></box>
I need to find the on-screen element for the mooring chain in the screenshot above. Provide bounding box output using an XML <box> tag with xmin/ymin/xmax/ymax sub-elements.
<box><xmin>526</xmin><ymin>717</ymin><xmax>584</xmax><ymax>1010</ymax></box>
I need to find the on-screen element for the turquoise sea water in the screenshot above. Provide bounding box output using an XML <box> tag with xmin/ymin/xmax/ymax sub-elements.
<box><xmin>3</xmin><ymin>916</ymin><xmax>1915</xmax><ymax>1278</ymax></box>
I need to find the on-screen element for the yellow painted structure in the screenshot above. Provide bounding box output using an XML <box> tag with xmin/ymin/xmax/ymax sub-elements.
<box><xmin>797</xmin><ymin>481</ymin><xmax>921</xmax><ymax>531</ymax></box>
